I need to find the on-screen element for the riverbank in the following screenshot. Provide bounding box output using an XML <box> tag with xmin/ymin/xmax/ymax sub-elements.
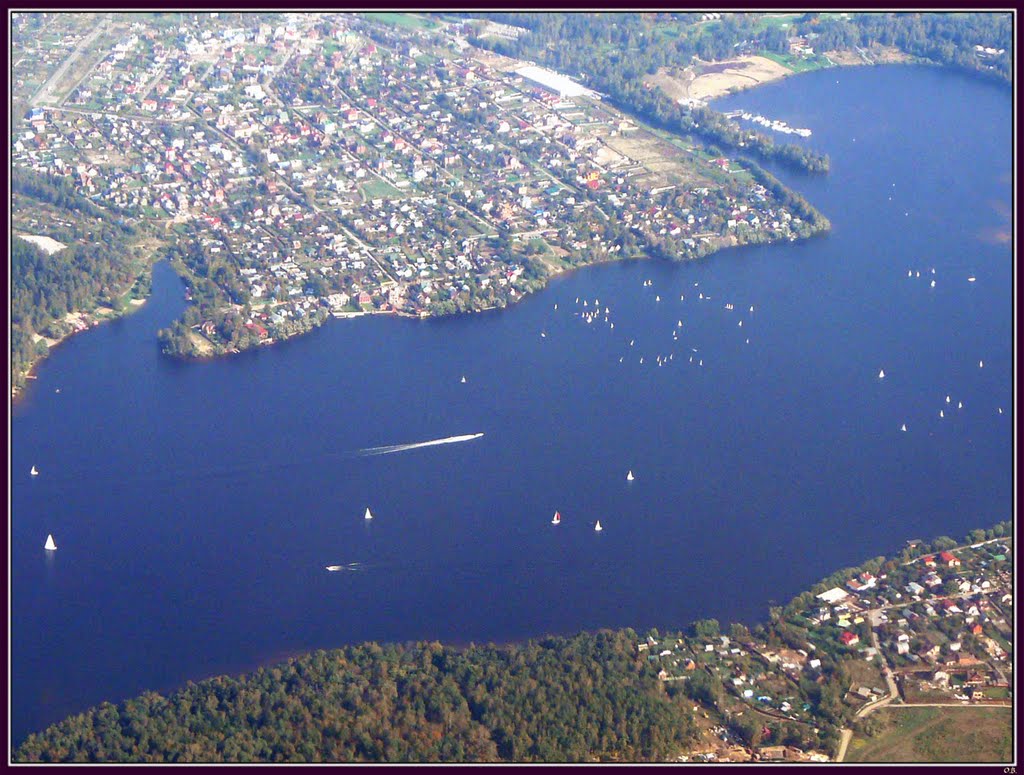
<box><xmin>12</xmin><ymin>298</ymin><xmax>147</xmax><ymax>403</ymax></box>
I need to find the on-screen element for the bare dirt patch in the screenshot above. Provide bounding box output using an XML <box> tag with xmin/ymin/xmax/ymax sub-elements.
<box><xmin>647</xmin><ymin>56</ymin><xmax>793</xmax><ymax>104</ymax></box>
<box><xmin>824</xmin><ymin>45</ymin><xmax>912</xmax><ymax>66</ymax></box>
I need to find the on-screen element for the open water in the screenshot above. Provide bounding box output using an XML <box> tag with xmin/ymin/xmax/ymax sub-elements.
<box><xmin>10</xmin><ymin>65</ymin><xmax>1012</xmax><ymax>742</ymax></box>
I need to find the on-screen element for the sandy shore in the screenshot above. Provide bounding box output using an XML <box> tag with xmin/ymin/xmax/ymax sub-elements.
<box><xmin>648</xmin><ymin>56</ymin><xmax>793</xmax><ymax>104</ymax></box>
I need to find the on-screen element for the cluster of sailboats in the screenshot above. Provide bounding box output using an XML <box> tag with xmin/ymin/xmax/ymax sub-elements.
<box><xmin>551</xmin><ymin>510</ymin><xmax>602</xmax><ymax>532</ymax></box>
<box><xmin>880</xmin><ymin>358</ymin><xmax>996</xmax><ymax>431</ymax></box>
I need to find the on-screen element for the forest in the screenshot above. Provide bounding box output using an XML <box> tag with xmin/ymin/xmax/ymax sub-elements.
<box><xmin>11</xmin><ymin>169</ymin><xmax>145</xmax><ymax>389</ymax></box>
<box><xmin>14</xmin><ymin>630</ymin><xmax>697</xmax><ymax>763</ymax></box>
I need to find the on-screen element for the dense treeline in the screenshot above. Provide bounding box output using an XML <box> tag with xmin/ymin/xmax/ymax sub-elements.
<box><xmin>468</xmin><ymin>12</ymin><xmax>830</xmax><ymax>174</ymax></box>
<box><xmin>14</xmin><ymin>630</ymin><xmax>697</xmax><ymax>763</ymax></box>
<box><xmin>797</xmin><ymin>12</ymin><xmax>1012</xmax><ymax>83</ymax></box>
<box><xmin>10</xmin><ymin>183</ymin><xmax>144</xmax><ymax>390</ymax></box>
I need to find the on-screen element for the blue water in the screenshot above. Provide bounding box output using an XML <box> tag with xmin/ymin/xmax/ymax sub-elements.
<box><xmin>10</xmin><ymin>65</ymin><xmax>1012</xmax><ymax>742</ymax></box>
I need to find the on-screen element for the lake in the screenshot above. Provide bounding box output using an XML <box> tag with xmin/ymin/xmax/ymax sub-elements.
<box><xmin>10</xmin><ymin>64</ymin><xmax>1012</xmax><ymax>743</ymax></box>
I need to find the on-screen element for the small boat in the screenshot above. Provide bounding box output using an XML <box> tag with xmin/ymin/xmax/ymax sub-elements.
<box><xmin>594</xmin><ymin>520</ymin><xmax>603</xmax><ymax>532</ymax></box>
<box><xmin>738</xmin><ymin>320</ymin><xmax>743</xmax><ymax>327</ymax></box>
<box><xmin>610</xmin><ymin>322</ymin><xmax>614</xmax><ymax>329</ymax></box>
<box><xmin>677</xmin><ymin>320</ymin><xmax>682</xmax><ymax>327</ymax></box>
<box><xmin>629</xmin><ymin>339</ymin><xmax>634</xmax><ymax>346</ymax></box>
<box><xmin>979</xmin><ymin>360</ymin><xmax>984</xmax><ymax>368</ymax></box>
<box><xmin>946</xmin><ymin>395</ymin><xmax>951</xmax><ymax>403</ymax></box>
<box><xmin>44</xmin><ymin>534</ymin><xmax>57</xmax><ymax>551</ymax></box>
<box><xmin>364</xmin><ymin>507</ymin><xmax>373</xmax><ymax>520</ymax></box>
<box><xmin>619</xmin><ymin>357</ymin><xmax>623</xmax><ymax>362</ymax></box>
<box><xmin>957</xmin><ymin>401</ymin><xmax>963</xmax><ymax>409</ymax></box>
<box><xmin>460</xmin><ymin>375</ymin><xmax>467</xmax><ymax>383</ymax></box>
<box><xmin>900</xmin><ymin>423</ymin><xmax>907</xmax><ymax>432</ymax></box>
<box><xmin>915</xmin><ymin>271</ymin><xmax>920</xmax><ymax>278</ymax></box>
<box><xmin>930</xmin><ymin>280</ymin><xmax>936</xmax><ymax>288</ymax></box>
<box><xmin>998</xmin><ymin>407</ymin><xmax>1003</xmax><ymax>414</ymax></box>
<box><xmin>30</xmin><ymin>466</ymin><xmax>39</xmax><ymax>476</ymax></box>
<box><xmin>699</xmin><ymin>359</ymin><xmax>703</xmax><ymax>366</ymax></box>
<box><xmin>551</xmin><ymin>510</ymin><xmax>561</xmax><ymax>525</ymax></box>
<box><xmin>907</xmin><ymin>270</ymin><xmax>913</xmax><ymax>277</ymax></box>
<box><xmin>878</xmin><ymin>369</ymin><xmax>885</xmax><ymax>379</ymax></box>
<box><xmin>325</xmin><ymin>565</ymin><xmax>343</xmax><ymax>572</ymax></box>
<box><xmin>699</xmin><ymin>293</ymin><xmax>704</xmax><ymax>300</ymax></box>
<box><xmin>540</xmin><ymin>331</ymin><xmax>546</xmax><ymax>338</ymax></box>
<box><xmin>939</xmin><ymin>409</ymin><xmax>944</xmax><ymax>418</ymax></box>
<box><xmin>749</xmin><ymin>305</ymin><xmax>754</xmax><ymax>313</ymax></box>
<box><xmin>655</xmin><ymin>295</ymin><xmax>660</xmax><ymax>302</ymax></box>
<box><xmin>967</xmin><ymin>277</ymin><xmax>976</xmax><ymax>282</ymax></box>
<box><xmin>554</xmin><ymin>303</ymin><xmax>558</xmax><ymax>309</ymax></box>
<box><xmin>639</xmin><ymin>357</ymin><xmax>644</xmax><ymax>364</ymax></box>
<box><xmin>626</xmin><ymin>470</ymin><xmax>634</xmax><ymax>482</ymax></box>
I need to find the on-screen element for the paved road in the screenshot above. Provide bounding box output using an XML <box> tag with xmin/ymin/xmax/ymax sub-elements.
<box><xmin>31</xmin><ymin>13</ymin><xmax>110</xmax><ymax>107</ymax></box>
<box><xmin>836</xmin><ymin>728</ymin><xmax>853</xmax><ymax>762</ymax></box>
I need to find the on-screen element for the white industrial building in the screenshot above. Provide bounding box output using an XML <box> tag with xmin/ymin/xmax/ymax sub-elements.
<box><xmin>515</xmin><ymin>65</ymin><xmax>598</xmax><ymax>99</ymax></box>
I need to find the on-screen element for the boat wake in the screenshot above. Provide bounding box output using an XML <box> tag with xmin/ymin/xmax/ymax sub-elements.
<box><xmin>358</xmin><ymin>433</ymin><xmax>484</xmax><ymax>457</ymax></box>
<box><xmin>326</xmin><ymin>562</ymin><xmax>367</xmax><ymax>572</ymax></box>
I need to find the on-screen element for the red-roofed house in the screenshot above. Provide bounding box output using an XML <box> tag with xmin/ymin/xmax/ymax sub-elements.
<box><xmin>839</xmin><ymin>632</ymin><xmax>860</xmax><ymax>647</ymax></box>
<box><xmin>938</xmin><ymin>551</ymin><xmax>961</xmax><ymax>567</ymax></box>
<box><xmin>922</xmin><ymin>555</ymin><xmax>937</xmax><ymax>567</ymax></box>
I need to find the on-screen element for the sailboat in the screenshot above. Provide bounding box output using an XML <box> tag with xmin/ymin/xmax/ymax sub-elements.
<box><xmin>939</xmin><ymin>409</ymin><xmax>944</xmax><ymax>418</ymax></box>
<box><xmin>878</xmin><ymin>369</ymin><xmax>885</xmax><ymax>379</ymax></box>
<box><xmin>626</xmin><ymin>470</ymin><xmax>634</xmax><ymax>482</ymax></box>
<box><xmin>594</xmin><ymin>520</ymin><xmax>603</xmax><ymax>532</ymax></box>
<box><xmin>957</xmin><ymin>401</ymin><xmax>963</xmax><ymax>409</ymax></box>
<box><xmin>901</xmin><ymin>424</ymin><xmax>907</xmax><ymax>432</ymax></box>
<box><xmin>979</xmin><ymin>360</ymin><xmax>984</xmax><ymax>368</ymax></box>
<box><xmin>364</xmin><ymin>507</ymin><xmax>373</xmax><ymax>520</ymax></box>
<box><xmin>44</xmin><ymin>534</ymin><xmax>57</xmax><ymax>551</ymax></box>
<box><xmin>325</xmin><ymin>565</ymin><xmax>343</xmax><ymax>571</ymax></box>
<box><xmin>551</xmin><ymin>511</ymin><xmax>561</xmax><ymax>525</ymax></box>
<box><xmin>30</xmin><ymin>465</ymin><xmax>39</xmax><ymax>476</ymax></box>
<box><xmin>460</xmin><ymin>375</ymin><xmax>467</xmax><ymax>383</ymax></box>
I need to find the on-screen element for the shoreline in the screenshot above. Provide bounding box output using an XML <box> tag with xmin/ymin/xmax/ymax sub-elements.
<box><xmin>11</xmin><ymin>297</ymin><xmax>147</xmax><ymax>404</ymax></box>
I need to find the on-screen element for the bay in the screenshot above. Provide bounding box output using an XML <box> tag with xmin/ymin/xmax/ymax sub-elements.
<box><xmin>10</xmin><ymin>64</ymin><xmax>1012</xmax><ymax>743</ymax></box>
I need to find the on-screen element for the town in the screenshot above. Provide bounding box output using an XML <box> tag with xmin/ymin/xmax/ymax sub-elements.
<box><xmin>637</xmin><ymin>525</ymin><xmax>1012</xmax><ymax>761</ymax></box>
<box><xmin>12</xmin><ymin>12</ymin><xmax>827</xmax><ymax>359</ymax></box>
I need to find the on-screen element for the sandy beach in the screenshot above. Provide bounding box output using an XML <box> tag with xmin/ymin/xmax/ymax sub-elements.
<box><xmin>647</xmin><ymin>56</ymin><xmax>794</xmax><ymax>104</ymax></box>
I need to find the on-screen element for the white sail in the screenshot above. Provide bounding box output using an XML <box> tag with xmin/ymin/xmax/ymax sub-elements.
<box><xmin>44</xmin><ymin>534</ymin><xmax>57</xmax><ymax>551</ymax></box>
<box><xmin>626</xmin><ymin>470</ymin><xmax>634</xmax><ymax>482</ymax></box>
<box><xmin>364</xmin><ymin>507</ymin><xmax>373</xmax><ymax>520</ymax></box>
<box><xmin>901</xmin><ymin>424</ymin><xmax>907</xmax><ymax>432</ymax></box>
<box><xmin>552</xmin><ymin>511</ymin><xmax>561</xmax><ymax>525</ymax></box>
<box><xmin>460</xmin><ymin>375</ymin><xmax>467</xmax><ymax>383</ymax></box>
<box><xmin>878</xmin><ymin>369</ymin><xmax>885</xmax><ymax>379</ymax></box>
<box><xmin>30</xmin><ymin>465</ymin><xmax>39</xmax><ymax>476</ymax></box>
<box><xmin>594</xmin><ymin>520</ymin><xmax>603</xmax><ymax>532</ymax></box>
<box><xmin>326</xmin><ymin>565</ymin><xmax>343</xmax><ymax>571</ymax></box>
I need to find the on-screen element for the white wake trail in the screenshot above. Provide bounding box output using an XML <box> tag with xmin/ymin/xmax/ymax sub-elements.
<box><xmin>359</xmin><ymin>433</ymin><xmax>484</xmax><ymax>457</ymax></box>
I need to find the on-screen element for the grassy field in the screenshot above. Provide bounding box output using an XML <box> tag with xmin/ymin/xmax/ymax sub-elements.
<box><xmin>758</xmin><ymin>51</ymin><xmax>832</xmax><ymax>74</ymax></box>
<box><xmin>359</xmin><ymin>179</ymin><xmax>404</xmax><ymax>201</ymax></box>
<box><xmin>361</xmin><ymin>12</ymin><xmax>437</xmax><ymax>31</ymax></box>
<box><xmin>847</xmin><ymin>706</ymin><xmax>1012</xmax><ymax>763</ymax></box>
